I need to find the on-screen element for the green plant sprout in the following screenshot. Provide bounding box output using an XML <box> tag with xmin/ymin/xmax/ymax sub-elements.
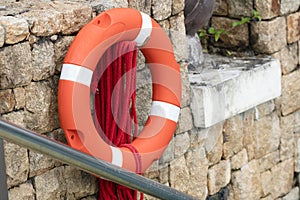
<box><xmin>199</xmin><ymin>10</ymin><xmax>262</xmax><ymax>42</ymax></box>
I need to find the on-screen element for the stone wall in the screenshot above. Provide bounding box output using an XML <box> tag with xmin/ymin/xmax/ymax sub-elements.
<box><xmin>0</xmin><ymin>0</ymin><xmax>299</xmax><ymax>200</ymax></box>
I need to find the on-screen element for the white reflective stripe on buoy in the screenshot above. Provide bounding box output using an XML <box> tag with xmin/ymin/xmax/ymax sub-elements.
<box><xmin>60</xmin><ymin>64</ymin><xmax>93</xmax><ymax>87</ymax></box>
<box><xmin>150</xmin><ymin>101</ymin><xmax>180</xmax><ymax>122</ymax></box>
<box><xmin>134</xmin><ymin>12</ymin><xmax>152</xmax><ymax>46</ymax></box>
<box><xmin>110</xmin><ymin>146</ymin><xmax>123</xmax><ymax>167</ymax></box>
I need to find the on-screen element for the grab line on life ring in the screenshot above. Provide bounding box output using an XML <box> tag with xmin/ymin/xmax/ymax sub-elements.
<box><xmin>58</xmin><ymin>8</ymin><xmax>182</xmax><ymax>173</ymax></box>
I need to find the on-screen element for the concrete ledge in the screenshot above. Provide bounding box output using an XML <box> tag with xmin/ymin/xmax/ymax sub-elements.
<box><xmin>189</xmin><ymin>54</ymin><xmax>281</xmax><ymax>128</ymax></box>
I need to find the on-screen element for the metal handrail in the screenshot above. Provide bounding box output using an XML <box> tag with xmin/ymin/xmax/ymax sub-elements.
<box><xmin>0</xmin><ymin>119</ymin><xmax>197</xmax><ymax>200</ymax></box>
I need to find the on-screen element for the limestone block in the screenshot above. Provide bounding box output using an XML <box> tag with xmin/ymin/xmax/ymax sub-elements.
<box><xmin>172</xmin><ymin>0</ymin><xmax>184</xmax><ymax>15</ymax></box>
<box><xmin>8</xmin><ymin>182</ymin><xmax>35</xmax><ymax>200</ymax></box>
<box><xmin>81</xmin><ymin>196</ymin><xmax>97</xmax><ymax>200</ymax></box>
<box><xmin>254</xmin><ymin>0</ymin><xmax>280</xmax><ymax>19</ymax></box>
<box><xmin>280</xmin><ymin>136</ymin><xmax>295</xmax><ymax>161</ymax></box>
<box><xmin>0</xmin><ymin>42</ymin><xmax>32</xmax><ymax>89</ymax></box>
<box><xmin>54</xmin><ymin>36</ymin><xmax>74</xmax><ymax>71</ymax></box>
<box><xmin>169</xmin><ymin>12</ymin><xmax>188</xmax><ymax>62</ymax></box>
<box><xmin>211</xmin><ymin>17</ymin><xmax>249</xmax><ymax>48</ymax></box>
<box><xmin>1</xmin><ymin>111</ymin><xmax>26</xmax><ymax>128</ymax></box>
<box><xmin>243</xmin><ymin>109</ymin><xmax>256</xmax><ymax>160</ymax></box>
<box><xmin>25</xmin><ymin>80</ymin><xmax>59</xmax><ymax>133</ymax></box>
<box><xmin>22</xmin><ymin>10</ymin><xmax>63</xmax><ymax>36</ymax></box>
<box><xmin>287</xmin><ymin>12</ymin><xmax>300</xmax><ymax>44</ymax></box>
<box><xmin>0</xmin><ymin>16</ymin><xmax>29</xmax><ymax>44</ymax></box>
<box><xmin>29</xmin><ymin>150</ymin><xmax>58</xmax><ymax>177</ymax></box>
<box><xmin>4</xmin><ymin>141</ymin><xmax>29</xmax><ymax>188</ymax></box>
<box><xmin>186</xmin><ymin>147</ymin><xmax>209</xmax><ymax>200</ymax></box>
<box><xmin>281</xmin><ymin>69</ymin><xmax>300</xmax><ymax>116</ymax></box>
<box><xmin>261</xmin><ymin>170</ymin><xmax>272</xmax><ymax>197</ymax></box>
<box><xmin>231</xmin><ymin>160</ymin><xmax>262</xmax><ymax>199</ymax></box>
<box><xmin>204</xmin><ymin>123</ymin><xmax>223</xmax><ymax>166</ymax></box>
<box><xmin>252</xmin><ymin>17</ymin><xmax>286</xmax><ymax>54</ymax></box>
<box><xmin>281</xmin><ymin>0</ymin><xmax>300</xmax><ymax>15</ymax></box>
<box><xmin>230</xmin><ymin>148</ymin><xmax>248</xmax><ymax>170</ymax></box>
<box><xmin>32</xmin><ymin>40</ymin><xmax>55</xmax><ymax>81</ymax></box>
<box><xmin>214</xmin><ymin>0</ymin><xmax>228</xmax><ymax>16</ymax></box>
<box><xmin>158</xmin><ymin>165</ymin><xmax>169</xmax><ymax>183</ymax></box>
<box><xmin>128</xmin><ymin>0</ymin><xmax>151</xmax><ymax>15</ymax></box>
<box><xmin>34</xmin><ymin>167</ymin><xmax>66</xmax><ymax>200</ymax></box>
<box><xmin>159</xmin><ymin>138</ymin><xmax>174</xmax><ymax>165</ymax></box>
<box><xmin>180</xmin><ymin>63</ymin><xmax>191</xmax><ymax>108</ymax></box>
<box><xmin>174</xmin><ymin>132</ymin><xmax>190</xmax><ymax>158</ymax></box>
<box><xmin>272</xmin><ymin>41</ymin><xmax>298</xmax><ymax>75</ymax></box>
<box><xmin>254</xmin><ymin>100</ymin><xmax>275</xmax><ymax>120</ymax></box>
<box><xmin>282</xmin><ymin>187</ymin><xmax>300</xmax><ymax>200</ymax></box>
<box><xmin>294</xmin><ymin>134</ymin><xmax>300</xmax><ymax>172</ymax></box>
<box><xmin>0</xmin><ymin>25</ymin><xmax>4</xmax><ymax>47</ymax></box>
<box><xmin>190</xmin><ymin>56</ymin><xmax>281</xmax><ymax>128</ymax></box>
<box><xmin>64</xmin><ymin>166</ymin><xmax>98</xmax><ymax>199</ymax></box>
<box><xmin>254</xmin><ymin>113</ymin><xmax>280</xmax><ymax>159</ymax></box>
<box><xmin>227</xmin><ymin>0</ymin><xmax>253</xmax><ymax>17</ymax></box>
<box><xmin>208</xmin><ymin>160</ymin><xmax>231</xmax><ymax>195</ymax></box>
<box><xmin>223</xmin><ymin>114</ymin><xmax>244</xmax><ymax>159</ymax></box>
<box><xmin>269</xmin><ymin>159</ymin><xmax>294</xmax><ymax>198</ymax></box>
<box><xmin>176</xmin><ymin>107</ymin><xmax>193</xmax><ymax>134</ymax></box>
<box><xmin>258</xmin><ymin>151</ymin><xmax>280</xmax><ymax>172</ymax></box>
<box><xmin>13</xmin><ymin>87</ymin><xmax>26</xmax><ymax>110</ymax></box>
<box><xmin>169</xmin><ymin>156</ymin><xmax>190</xmax><ymax>194</ymax></box>
<box><xmin>52</xmin><ymin>2</ymin><xmax>92</xmax><ymax>35</ymax></box>
<box><xmin>136</xmin><ymin>83</ymin><xmax>152</xmax><ymax>127</ymax></box>
<box><xmin>152</xmin><ymin>0</ymin><xmax>172</xmax><ymax>21</ymax></box>
<box><xmin>0</xmin><ymin>89</ymin><xmax>15</xmax><ymax>114</ymax></box>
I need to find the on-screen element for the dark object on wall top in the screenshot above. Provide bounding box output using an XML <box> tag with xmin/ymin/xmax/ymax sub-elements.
<box><xmin>184</xmin><ymin>0</ymin><xmax>215</xmax><ymax>36</ymax></box>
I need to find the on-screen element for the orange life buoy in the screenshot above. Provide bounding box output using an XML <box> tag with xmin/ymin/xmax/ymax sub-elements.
<box><xmin>58</xmin><ymin>8</ymin><xmax>181</xmax><ymax>173</ymax></box>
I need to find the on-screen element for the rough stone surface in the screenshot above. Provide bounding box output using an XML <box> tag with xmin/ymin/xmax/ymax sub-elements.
<box><xmin>22</xmin><ymin>10</ymin><xmax>63</xmax><ymax>36</ymax></box>
<box><xmin>128</xmin><ymin>0</ymin><xmax>151</xmax><ymax>15</ymax></box>
<box><xmin>25</xmin><ymin>80</ymin><xmax>59</xmax><ymax>133</ymax></box>
<box><xmin>35</xmin><ymin>167</ymin><xmax>66</xmax><ymax>200</ymax></box>
<box><xmin>0</xmin><ymin>89</ymin><xmax>15</xmax><ymax>114</ymax></box>
<box><xmin>13</xmin><ymin>87</ymin><xmax>26</xmax><ymax>110</ymax></box>
<box><xmin>8</xmin><ymin>182</ymin><xmax>35</xmax><ymax>200</ymax></box>
<box><xmin>64</xmin><ymin>166</ymin><xmax>98</xmax><ymax>199</ymax></box>
<box><xmin>208</xmin><ymin>160</ymin><xmax>231</xmax><ymax>195</ymax></box>
<box><xmin>281</xmin><ymin>0</ymin><xmax>300</xmax><ymax>15</ymax></box>
<box><xmin>205</xmin><ymin>123</ymin><xmax>223</xmax><ymax>166</ymax></box>
<box><xmin>186</xmin><ymin>147</ymin><xmax>209</xmax><ymax>200</ymax></box>
<box><xmin>281</xmin><ymin>109</ymin><xmax>300</xmax><ymax>137</ymax></box>
<box><xmin>230</xmin><ymin>148</ymin><xmax>248</xmax><ymax>170</ymax></box>
<box><xmin>211</xmin><ymin>17</ymin><xmax>249</xmax><ymax>48</ymax></box>
<box><xmin>169</xmin><ymin>156</ymin><xmax>190</xmax><ymax>194</ymax></box>
<box><xmin>227</xmin><ymin>0</ymin><xmax>253</xmax><ymax>17</ymax></box>
<box><xmin>180</xmin><ymin>63</ymin><xmax>191</xmax><ymax>108</ymax></box>
<box><xmin>152</xmin><ymin>0</ymin><xmax>172</xmax><ymax>20</ymax></box>
<box><xmin>169</xmin><ymin>12</ymin><xmax>188</xmax><ymax>62</ymax></box>
<box><xmin>0</xmin><ymin>25</ymin><xmax>4</xmax><ymax>47</ymax></box>
<box><xmin>282</xmin><ymin>187</ymin><xmax>300</xmax><ymax>200</ymax></box>
<box><xmin>252</xmin><ymin>17</ymin><xmax>287</xmax><ymax>54</ymax></box>
<box><xmin>54</xmin><ymin>36</ymin><xmax>74</xmax><ymax>71</ymax></box>
<box><xmin>254</xmin><ymin>100</ymin><xmax>275</xmax><ymax>120</ymax></box>
<box><xmin>258</xmin><ymin>151</ymin><xmax>280</xmax><ymax>173</ymax></box>
<box><xmin>231</xmin><ymin>160</ymin><xmax>262</xmax><ymax>199</ymax></box>
<box><xmin>172</xmin><ymin>0</ymin><xmax>184</xmax><ymax>15</ymax></box>
<box><xmin>32</xmin><ymin>40</ymin><xmax>55</xmax><ymax>81</ymax></box>
<box><xmin>0</xmin><ymin>42</ymin><xmax>32</xmax><ymax>89</ymax></box>
<box><xmin>4</xmin><ymin>141</ymin><xmax>29</xmax><ymax>188</ymax></box>
<box><xmin>176</xmin><ymin>107</ymin><xmax>193</xmax><ymax>134</ymax></box>
<box><xmin>159</xmin><ymin>138</ymin><xmax>174</xmax><ymax>165</ymax></box>
<box><xmin>254</xmin><ymin>0</ymin><xmax>280</xmax><ymax>19</ymax></box>
<box><xmin>214</xmin><ymin>0</ymin><xmax>228</xmax><ymax>16</ymax></box>
<box><xmin>29</xmin><ymin>150</ymin><xmax>58</xmax><ymax>177</ymax></box>
<box><xmin>223</xmin><ymin>114</ymin><xmax>244</xmax><ymax>159</ymax></box>
<box><xmin>273</xmin><ymin>43</ymin><xmax>298</xmax><ymax>75</ymax></box>
<box><xmin>1</xmin><ymin>111</ymin><xmax>26</xmax><ymax>127</ymax></box>
<box><xmin>243</xmin><ymin>109</ymin><xmax>256</xmax><ymax>160</ymax></box>
<box><xmin>0</xmin><ymin>16</ymin><xmax>29</xmax><ymax>44</ymax></box>
<box><xmin>174</xmin><ymin>132</ymin><xmax>190</xmax><ymax>158</ymax></box>
<box><xmin>281</xmin><ymin>69</ymin><xmax>300</xmax><ymax>116</ymax></box>
<box><xmin>287</xmin><ymin>12</ymin><xmax>300</xmax><ymax>44</ymax></box>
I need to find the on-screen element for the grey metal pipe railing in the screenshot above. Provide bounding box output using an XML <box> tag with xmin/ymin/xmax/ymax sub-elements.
<box><xmin>0</xmin><ymin>119</ymin><xmax>197</xmax><ymax>200</ymax></box>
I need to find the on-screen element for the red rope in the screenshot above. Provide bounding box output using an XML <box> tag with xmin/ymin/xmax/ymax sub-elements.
<box><xmin>92</xmin><ymin>41</ymin><xmax>143</xmax><ymax>200</ymax></box>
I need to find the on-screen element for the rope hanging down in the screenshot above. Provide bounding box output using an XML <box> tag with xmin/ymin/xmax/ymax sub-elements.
<box><xmin>92</xmin><ymin>41</ymin><xmax>143</xmax><ymax>200</ymax></box>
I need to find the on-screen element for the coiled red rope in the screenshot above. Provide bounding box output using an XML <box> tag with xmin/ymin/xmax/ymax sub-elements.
<box><xmin>92</xmin><ymin>41</ymin><xmax>143</xmax><ymax>200</ymax></box>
